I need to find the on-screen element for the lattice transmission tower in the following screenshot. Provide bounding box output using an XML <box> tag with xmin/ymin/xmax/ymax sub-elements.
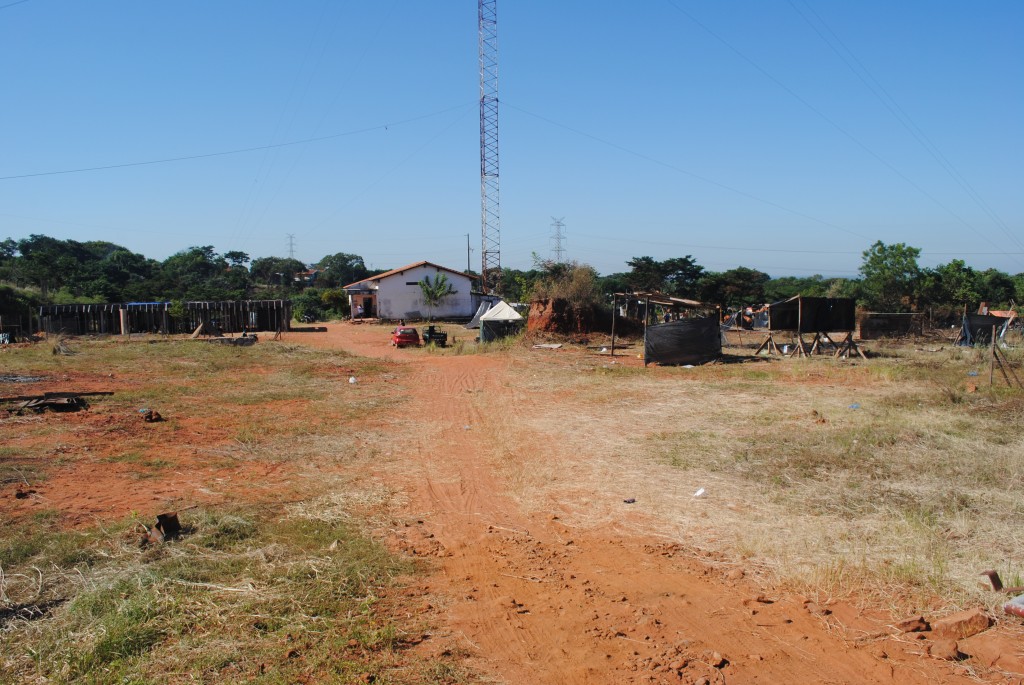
<box><xmin>550</xmin><ymin>217</ymin><xmax>566</xmax><ymax>263</ymax></box>
<box><xmin>478</xmin><ymin>0</ymin><xmax>501</xmax><ymax>292</ymax></box>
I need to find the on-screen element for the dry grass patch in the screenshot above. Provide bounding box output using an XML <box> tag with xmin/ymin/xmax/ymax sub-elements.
<box><xmin>0</xmin><ymin>336</ymin><xmax>466</xmax><ymax>684</ymax></box>
<box><xmin>483</xmin><ymin>342</ymin><xmax>1024</xmax><ymax>611</ymax></box>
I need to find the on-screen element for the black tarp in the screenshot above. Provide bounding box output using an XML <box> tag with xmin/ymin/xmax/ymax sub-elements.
<box><xmin>768</xmin><ymin>296</ymin><xmax>856</xmax><ymax>332</ymax></box>
<box><xmin>858</xmin><ymin>312</ymin><xmax>923</xmax><ymax>339</ymax></box>
<box><xmin>958</xmin><ymin>313</ymin><xmax>1009</xmax><ymax>346</ymax></box>
<box><xmin>644</xmin><ymin>315</ymin><xmax>721</xmax><ymax>366</ymax></box>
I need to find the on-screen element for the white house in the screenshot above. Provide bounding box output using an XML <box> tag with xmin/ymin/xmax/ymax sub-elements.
<box><xmin>343</xmin><ymin>261</ymin><xmax>478</xmax><ymax>321</ymax></box>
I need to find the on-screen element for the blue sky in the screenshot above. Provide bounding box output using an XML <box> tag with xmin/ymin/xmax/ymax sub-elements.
<box><xmin>1</xmin><ymin>1</ymin><xmax>1021</xmax><ymax>279</ymax></box>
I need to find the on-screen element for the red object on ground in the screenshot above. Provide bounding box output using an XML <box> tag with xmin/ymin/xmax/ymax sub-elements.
<box><xmin>391</xmin><ymin>327</ymin><xmax>420</xmax><ymax>348</ymax></box>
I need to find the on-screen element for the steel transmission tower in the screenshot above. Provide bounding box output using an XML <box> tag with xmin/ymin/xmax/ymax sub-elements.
<box><xmin>550</xmin><ymin>217</ymin><xmax>566</xmax><ymax>263</ymax></box>
<box><xmin>478</xmin><ymin>0</ymin><xmax>501</xmax><ymax>292</ymax></box>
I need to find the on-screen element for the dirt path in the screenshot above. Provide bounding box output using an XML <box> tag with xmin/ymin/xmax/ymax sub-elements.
<box><xmin>301</xmin><ymin>324</ymin><xmax>1023</xmax><ymax>685</ymax></box>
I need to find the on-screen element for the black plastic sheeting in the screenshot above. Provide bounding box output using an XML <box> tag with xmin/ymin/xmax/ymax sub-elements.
<box><xmin>957</xmin><ymin>314</ymin><xmax>1009</xmax><ymax>346</ymax></box>
<box><xmin>769</xmin><ymin>297</ymin><xmax>856</xmax><ymax>332</ymax></box>
<box><xmin>480</xmin><ymin>319</ymin><xmax>524</xmax><ymax>343</ymax></box>
<box><xmin>644</xmin><ymin>315</ymin><xmax>722</xmax><ymax>366</ymax></box>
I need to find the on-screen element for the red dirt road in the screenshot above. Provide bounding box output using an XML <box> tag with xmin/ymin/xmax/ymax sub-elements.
<box><xmin>306</xmin><ymin>323</ymin><xmax>1024</xmax><ymax>685</ymax></box>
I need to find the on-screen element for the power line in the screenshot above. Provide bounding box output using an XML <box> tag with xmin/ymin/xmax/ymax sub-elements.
<box><xmin>787</xmin><ymin>0</ymin><xmax>1024</xmax><ymax>258</ymax></box>
<box><xmin>504</xmin><ymin>101</ymin><xmax>869</xmax><ymax>241</ymax></box>
<box><xmin>662</xmin><ymin>0</ymin><xmax>1012</xmax><ymax>257</ymax></box>
<box><xmin>0</xmin><ymin>103</ymin><xmax>471</xmax><ymax>181</ymax></box>
<box><xmin>0</xmin><ymin>0</ymin><xmax>32</xmax><ymax>10</ymax></box>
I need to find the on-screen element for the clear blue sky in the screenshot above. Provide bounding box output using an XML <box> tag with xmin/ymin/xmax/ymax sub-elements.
<box><xmin>2</xmin><ymin>1</ymin><xmax>1021</xmax><ymax>279</ymax></box>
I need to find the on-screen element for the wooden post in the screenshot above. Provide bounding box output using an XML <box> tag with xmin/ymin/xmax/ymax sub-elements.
<box><xmin>610</xmin><ymin>294</ymin><xmax>617</xmax><ymax>358</ymax></box>
<box><xmin>990</xmin><ymin>325</ymin><xmax>996</xmax><ymax>386</ymax></box>
<box><xmin>643</xmin><ymin>296</ymin><xmax>650</xmax><ymax>367</ymax></box>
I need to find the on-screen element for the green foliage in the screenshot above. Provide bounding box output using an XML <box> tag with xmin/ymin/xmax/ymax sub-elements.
<box><xmin>291</xmin><ymin>288</ymin><xmax>328</xmax><ymax>322</ymax></box>
<box><xmin>699</xmin><ymin>266</ymin><xmax>771</xmax><ymax>308</ymax></box>
<box><xmin>0</xmin><ymin>282</ymin><xmax>43</xmax><ymax>323</ymax></box>
<box><xmin>419</xmin><ymin>273</ymin><xmax>456</xmax><ymax>320</ymax></box>
<box><xmin>624</xmin><ymin>255</ymin><xmax>704</xmax><ymax>297</ymax></box>
<box><xmin>319</xmin><ymin>288</ymin><xmax>349</xmax><ymax>317</ymax></box>
<box><xmin>250</xmin><ymin>256</ymin><xmax>306</xmax><ymax>288</ymax></box>
<box><xmin>4</xmin><ymin>231</ymin><xmax>1019</xmax><ymax>318</ymax></box>
<box><xmin>1</xmin><ymin>507</ymin><xmax>413</xmax><ymax>683</ymax></box>
<box><xmin>531</xmin><ymin>259</ymin><xmax>603</xmax><ymax>310</ymax></box>
<box><xmin>859</xmin><ymin>240</ymin><xmax>921</xmax><ymax>312</ymax></box>
<box><xmin>156</xmin><ymin>246</ymin><xmax>250</xmax><ymax>300</ymax></box>
<box><xmin>316</xmin><ymin>252</ymin><xmax>369</xmax><ymax>288</ymax></box>
<box><xmin>764</xmin><ymin>275</ymin><xmax>828</xmax><ymax>301</ymax></box>
<box><xmin>498</xmin><ymin>267</ymin><xmax>540</xmax><ymax>303</ymax></box>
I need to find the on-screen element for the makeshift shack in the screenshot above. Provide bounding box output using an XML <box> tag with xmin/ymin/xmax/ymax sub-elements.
<box><xmin>610</xmin><ymin>292</ymin><xmax>720</xmax><ymax>366</ymax></box>
<box><xmin>479</xmin><ymin>300</ymin><xmax>524</xmax><ymax>342</ymax></box>
<box><xmin>956</xmin><ymin>313</ymin><xmax>1013</xmax><ymax>346</ymax></box>
<box><xmin>857</xmin><ymin>312</ymin><xmax>923</xmax><ymax>339</ymax></box>
<box><xmin>644</xmin><ymin>316</ymin><xmax>722</xmax><ymax>366</ymax></box>
<box><xmin>757</xmin><ymin>295</ymin><xmax>862</xmax><ymax>358</ymax></box>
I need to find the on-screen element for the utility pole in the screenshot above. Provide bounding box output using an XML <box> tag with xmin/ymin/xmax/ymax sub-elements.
<box><xmin>550</xmin><ymin>217</ymin><xmax>566</xmax><ymax>263</ymax></box>
<box><xmin>479</xmin><ymin>0</ymin><xmax>501</xmax><ymax>293</ymax></box>
<box><xmin>286</xmin><ymin>234</ymin><xmax>296</xmax><ymax>260</ymax></box>
<box><xmin>466</xmin><ymin>233</ymin><xmax>473</xmax><ymax>274</ymax></box>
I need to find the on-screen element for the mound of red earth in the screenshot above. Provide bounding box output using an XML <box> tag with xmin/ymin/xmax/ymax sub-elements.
<box><xmin>528</xmin><ymin>298</ymin><xmax>627</xmax><ymax>336</ymax></box>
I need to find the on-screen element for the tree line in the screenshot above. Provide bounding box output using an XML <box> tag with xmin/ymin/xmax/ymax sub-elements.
<box><xmin>1</xmin><ymin>235</ymin><xmax>1021</xmax><ymax>324</ymax></box>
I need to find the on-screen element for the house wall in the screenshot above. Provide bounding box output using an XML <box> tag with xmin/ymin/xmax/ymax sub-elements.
<box><xmin>376</xmin><ymin>265</ymin><xmax>475</xmax><ymax>320</ymax></box>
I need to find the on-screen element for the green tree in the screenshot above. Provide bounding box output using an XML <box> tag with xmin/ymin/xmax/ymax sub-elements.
<box><xmin>319</xmin><ymin>288</ymin><xmax>349</xmax><ymax>318</ymax></box>
<box><xmin>419</xmin><ymin>273</ymin><xmax>456</xmax><ymax>321</ymax></box>
<box><xmin>531</xmin><ymin>259</ymin><xmax>603</xmax><ymax>312</ymax></box>
<box><xmin>933</xmin><ymin>260</ymin><xmax>980</xmax><ymax>306</ymax></box>
<box><xmin>497</xmin><ymin>267</ymin><xmax>539</xmax><ymax>303</ymax></box>
<box><xmin>699</xmin><ymin>267</ymin><xmax>771</xmax><ymax>309</ymax></box>
<box><xmin>978</xmin><ymin>269</ymin><xmax>1015</xmax><ymax>306</ymax></box>
<box><xmin>156</xmin><ymin>246</ymin><xmax>250</xmax><ymax>300</ymax></box>
<box><xmin>598</xmin><ymin>272</ymin><xmax>631</xmax><ymax>299</ymax></box>
<box><xmin>661</xmin><ymin>257</ymin><xmax>704</xmax><ymax>297</ymax></box>
<box><xmin>316</xmin><ymin>253</ymin><xmax>368</xmax><ymax>288</ymax></box>
<box><xmin>223</xmin><ymin>251</ymin><xmax>250</xmax><ymax>268</ymax></box>
<box><xmin>623</xmin><ymin>256</ymin><xmax>703</xmax><ymax>297</ymax></box>
<box><xmin>764</xmin><ymin>275</ymin><xmax>828</xmax><ymax>302</ymax></box>
<box><xmin>291</xmin><ymin>288</ymin><xmax>327</xmax><ymax>322</ymax></box>
<box><xmin>250</xmin><ymin>257</ymin><xmax>306</xmax><ymax>289</ymax></box>
<box><xmin>858</xmin><ymin>241</ymin><xmax>921</xmax><ymax>312</ymax></box>
<box><xmin>624</xmin><ymin>256</ymin><xmax>665</xmax><ymax>292</ymax></box>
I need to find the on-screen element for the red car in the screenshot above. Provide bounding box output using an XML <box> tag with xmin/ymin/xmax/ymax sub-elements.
<box><xmin>391</xmin><ymin>326</ymin><xmax>420</xmax><ymax>348</ymax></box>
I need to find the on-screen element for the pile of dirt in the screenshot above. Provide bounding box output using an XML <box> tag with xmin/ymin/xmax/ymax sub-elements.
<box><xmin>527</xmin><ymin>298</ymin><xmax>618</xmax><ymax>335</ymax></box>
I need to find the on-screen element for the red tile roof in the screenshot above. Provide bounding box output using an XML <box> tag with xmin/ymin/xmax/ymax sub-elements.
<box><xmin>343</xmin><ymin>261</ymin><xmax>477</xmax><ymax>289</ymax></box>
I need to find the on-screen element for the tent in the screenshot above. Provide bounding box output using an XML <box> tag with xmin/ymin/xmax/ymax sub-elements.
<box><xmin>465</xmin><ymin>300</ymin><xmax>493</xmax><ymax>329</ymax></box>
<box><xmin>479</xmin><ymin>300</ymin><xmax>524</xmax><ymax>342</ymax></box>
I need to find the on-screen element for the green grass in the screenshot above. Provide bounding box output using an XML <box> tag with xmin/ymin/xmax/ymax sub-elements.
<box><xmin>0</xmin><ymin>335</ymin><xmax>457</xmax><ymax>684</ymax></box>
<box><xmin>1</xmin><ymin>506</ymin><xmax>431</xmax><ymax>684</ymax></box>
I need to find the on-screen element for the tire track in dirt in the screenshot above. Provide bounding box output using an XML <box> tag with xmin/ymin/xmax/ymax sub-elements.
<box><xmin>308</xmin><ymin>325</ymin><xmax>1014</xmax><ymax>684</ymax></box>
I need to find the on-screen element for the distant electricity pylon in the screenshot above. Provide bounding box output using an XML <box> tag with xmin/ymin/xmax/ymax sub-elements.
<box><xmin>286</xmin><ymin>234</ymin><xmax>296</xmax><ymax>260</ymax></box>
<box><xmin>479</xmin><ymin>0</ymin><xmax>501</xmax><ymax>293</ymax></box>
<box><xmin>550</xmin><ymin>217</ymin><xmax>566</xmax><ymax>263</ymax></box>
